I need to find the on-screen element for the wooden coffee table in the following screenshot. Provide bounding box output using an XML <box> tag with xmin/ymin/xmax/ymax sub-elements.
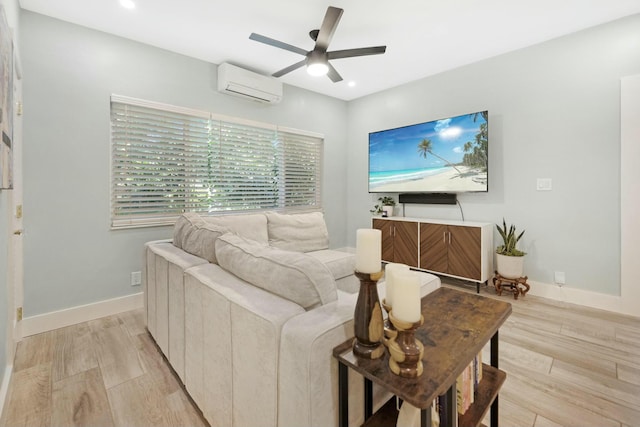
<box><xmin>333</xmin><ymin>287</ymin><xmax>512</xmax><ymax>427</ymax></box>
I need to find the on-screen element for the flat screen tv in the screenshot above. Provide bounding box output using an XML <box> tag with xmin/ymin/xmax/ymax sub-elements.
<box><xmin>368</xmin><ymin>110</ymin><xmax>488</xmax><ymax>193</ymax></box>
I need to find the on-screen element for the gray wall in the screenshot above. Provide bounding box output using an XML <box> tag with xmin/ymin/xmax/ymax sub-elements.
<box><xmin>18</xmin><ymin>10</ymin><xmax>640</xmax><ymax>319</ymax></box>
<box><xmin>20</xmin><ymin>11</ymin><xmax>348</xmax><ymax>316</ymax></box>
<box><xmin>347</xmin><ymin>14</ymin><xmax>640</xmax><ymax>295</ymax></box>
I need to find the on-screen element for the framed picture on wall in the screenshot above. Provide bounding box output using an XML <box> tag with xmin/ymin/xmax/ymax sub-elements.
<box><xmin>0</xmin><ymin>5</ymin><xmax>13</xmax><ymax>190</ymax></box>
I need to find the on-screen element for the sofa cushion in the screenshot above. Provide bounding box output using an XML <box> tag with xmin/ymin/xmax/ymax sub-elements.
<box><xmin>306</xmin><ymin>249</ymin><xmax>356</xmax><ymax>280</ymax></box>
<box><xmin>335</xmin><ymin>275</ymin><xmax>360</xmax><ymax>294</ymax></box>
<box><xmin>173</xmin><ymin>212</ymin><xmax>270</xmax><ymax>264</ymax></box>
<box><xmin>173</xmin><ymin>213</ymin><xmax>229</xmax><ymax>264</ymax></box>
<box><xmin>173</xmin><ymin>212</ymin><xmax>200</xmax><ymax>249</ymax></box>
<box><xmin>202</xmin><ymin>213</ymin><xmax>269</xmax><ymax>244</ymax></box>
<box><xmin>266</xmin><ymin>211</ymin><xmax>329</xmax><ymax>253</ymax></box>
<box><xmin>215</xmin><ymin>233</ymin><xmax>338</xmax><ymax>310</ymax></box>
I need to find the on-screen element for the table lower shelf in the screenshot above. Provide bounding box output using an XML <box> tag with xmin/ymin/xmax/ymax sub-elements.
<box><xmin>362</xmin><ymin>364</ymin><xmax>506</xmax><ymax>427</ymax></box>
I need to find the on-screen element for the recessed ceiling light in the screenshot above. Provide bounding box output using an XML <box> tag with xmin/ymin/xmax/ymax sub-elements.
<box><xmin>120</xmin><ymin>0</ymin><xmax>135</xmax><ymax>9</ymax></box>
<box><xmin>348</xmin><ymin>81</ymin><xmax>356</xmax><ymax>87</ymax></box>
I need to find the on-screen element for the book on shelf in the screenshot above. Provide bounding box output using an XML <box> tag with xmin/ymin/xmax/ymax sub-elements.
<box><xmin>455</xmin><ymin>352</ymin><xmax>483</xmax><ymax>416</ymax></box>
<box><xmin>432</xmin><ymin>351</ymin><xmax>484</xmax><ymax>423</ymax></box>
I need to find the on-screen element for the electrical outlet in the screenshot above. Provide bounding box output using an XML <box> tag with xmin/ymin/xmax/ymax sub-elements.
<box><xmin>554</xmin><ymin>271</ymin><xmax>565</xmax><ymax>286</ymax></box>
<box><xmin>131</xmin><ymin>271</ymin><xmax>142</xmax><ymax>286</ymax></box>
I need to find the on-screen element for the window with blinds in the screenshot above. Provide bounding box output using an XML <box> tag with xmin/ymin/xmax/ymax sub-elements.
<box><xmin>110</xmin><ymin>95</ymin><xmax>323</xmax><ymax>228</ymax></box>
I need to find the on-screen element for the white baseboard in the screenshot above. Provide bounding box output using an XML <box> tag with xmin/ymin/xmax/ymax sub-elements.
<box><xmin>527</xmin><ymin>280</ymin><xmax>634</xmax><ymax>316</ymax></box>
<box><xmin>21</xmin><ymin>292</ymin><xmax>144</xmax><ymax>337</ymax></box>
<box><xmin>0</xmin><ymin>364</ymin><xmax>12</xmax><ymax>419</ymax></box>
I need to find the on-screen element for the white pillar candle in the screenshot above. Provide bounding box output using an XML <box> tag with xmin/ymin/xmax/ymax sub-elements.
<box><xmin>384</xmin><ymin>263</ymin><xmax>409</xmax><ymax>307</ymax></box>
<box><xmin>392</xmin><ymin>271</ymin><xmax>421</xmax><ymax>323</ymax></box>
<box><xmin>355</xmin><ymin>228</ymin><xmax>382</xmax><ymax>274</ymax></box>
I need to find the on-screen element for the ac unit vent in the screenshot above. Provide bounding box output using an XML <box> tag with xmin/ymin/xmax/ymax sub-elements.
<box><xmin>217</xmin><ymin>63</ymin><xmax>283</xmax><ymax>104</ymax></box>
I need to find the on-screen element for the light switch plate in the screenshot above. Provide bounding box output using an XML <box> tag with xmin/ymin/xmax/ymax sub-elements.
<box><xmin>537</xmin><ymin>178</ymin><xmax>552</xmax><ymax>191</ymax></box>
<box><xmin>131</xmin><ymin>271</ymin><xmax>142</xmax><ymax>286</ymax></box>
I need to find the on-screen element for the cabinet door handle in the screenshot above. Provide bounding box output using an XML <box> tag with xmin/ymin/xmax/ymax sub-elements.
<box><xmin>449</xmin><ymin>231</ymin><xmax>451</xmax><ymax>245</ymax></box>
<box><xmin>442</xmin><ymin>231</ymin><xmax>446</xmax><ymax>244</ymax></box>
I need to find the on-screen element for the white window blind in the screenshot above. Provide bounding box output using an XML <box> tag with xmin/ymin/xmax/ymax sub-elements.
<box><xmin>110</xmin><ymin>96</ymin><xmax>323</xmax><ymax>228</ymax></box>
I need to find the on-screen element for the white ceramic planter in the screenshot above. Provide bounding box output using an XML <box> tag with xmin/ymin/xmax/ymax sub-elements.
<box><xmin>382</xmin><ymin>205</ymin><xmax>394</xmax><ymax>217</ymax></box>
<box><xmin>496</xmin><ymin>253</ymin><xmax>524</xmax><ymax>279</ymax></box>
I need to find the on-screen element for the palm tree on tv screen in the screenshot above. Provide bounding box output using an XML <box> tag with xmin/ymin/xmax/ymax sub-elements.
<box><xmin>417</xmin><ymin>138</ymin><xmax>462</xmax><ymax>174</ymax></box>
<box><xmin>462</xmin><ymin>112</ymin><xmax>488</xmax><ymax>170</ymax></box>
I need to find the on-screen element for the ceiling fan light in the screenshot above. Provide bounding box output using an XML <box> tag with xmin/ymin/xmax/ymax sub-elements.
<box><xmin>120</xmin><ymin>0</ymin><xmax>136</xmax><ymax>9</ymax></box>
<box><xmin>307</xmin><ymin>61</ymin><xmax>329</xmax><ymax>76</ymax></box>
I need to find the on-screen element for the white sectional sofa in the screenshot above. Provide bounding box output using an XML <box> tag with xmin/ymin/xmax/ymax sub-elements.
<box><xmin>144</xmin><ymin>211</ymin><xmax>441</xmax><ymax>427</ymax></box>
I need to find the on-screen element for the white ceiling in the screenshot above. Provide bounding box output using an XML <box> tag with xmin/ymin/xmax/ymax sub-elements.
<box><xmin>19</xmin><ymin>0</ymin><xmax>640</xmax><ymax>101</ymax></box>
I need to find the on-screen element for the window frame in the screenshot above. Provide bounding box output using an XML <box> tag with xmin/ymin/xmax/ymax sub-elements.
<box><xmin>110</xmin><ymin>95</ymin><xmax>324</xmax><ymax>229</ymax></box>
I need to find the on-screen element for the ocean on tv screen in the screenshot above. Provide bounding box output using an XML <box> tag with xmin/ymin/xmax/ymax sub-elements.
<box><xmin>369</xmin><ymin>111</ymin><xmax>488</xmax><ymax>193</ymax></box>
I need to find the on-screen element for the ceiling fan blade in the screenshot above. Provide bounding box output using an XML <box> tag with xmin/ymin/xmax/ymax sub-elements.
<box><xmin>249</xmin><ymin>33</ymin><xmax>308</xmax><ymax>56</ymax></box>
<box><xmin>315</xmin><ymin>6</ymin><xmax>343</xmax><ymax>51</ymax></box>
<box><xmin>326</xmin><ymin>62</ymin><xmax>343</xmax><ymax>83</ymax></box>
<box><xmin>272</xmin><ymin>59</ymin><xmax>307</xmax><ymax>77</ymax></box>
<box><xmin>327</xmin><ymin>46</ymin><xmax>387</xmax><ymax>60</ymax></box>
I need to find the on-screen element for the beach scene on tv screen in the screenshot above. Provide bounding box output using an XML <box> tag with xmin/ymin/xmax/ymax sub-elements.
<box><xmin>369</xmin><ymin>111</ymin><xmax>488</xmax><ymax>193</ymax></box>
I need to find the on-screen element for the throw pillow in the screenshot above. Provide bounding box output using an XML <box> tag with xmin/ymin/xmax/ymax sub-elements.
<box><xmin>266</xmin><ymin>211</ymin><xmax>329</xmax><ymax>253</ymax></box>
<box><xmin>172</xmin><ymin>212</ymin><xmax>200</xmax><ymax>249</ymax></box>
<box><xmin>215</xmin><ymin>233</ymin><xmax>338</xmax><ymax>310</ymax></box>
<box><xmin>201</xmin><ymin>213</ymin><xmax>269</xmax><ymax>244</ymax></box>
<box><xmin>174</xmin><ymin>213</ymin><xmax>229</xmax><ymax>263</ymax></box>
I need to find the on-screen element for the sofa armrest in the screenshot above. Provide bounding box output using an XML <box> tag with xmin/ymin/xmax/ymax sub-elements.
<box><xmin>185</xmin><ymin>263</ymin><xmax>305</xmax><ymax>427</ymax></box>
<box><xmin>144</xmin><ymin>241</ymin><xmax>208</xmax><ymax>357</ymax></box>
<box><xmin>278</xmin><ymin>291</ymin><xmax>391</xmax><ymax>427</ymax></box>
<box><xmin>278</xmin><ymin>272</ymin><xmax>441</xmax><ymax>427</ymax></box>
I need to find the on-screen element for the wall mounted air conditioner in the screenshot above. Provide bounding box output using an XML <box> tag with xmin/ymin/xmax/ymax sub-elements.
<box><xmin>217</xmin><ymin>63</ymin><xmax>283</xmax><ymax>104</ymax></box>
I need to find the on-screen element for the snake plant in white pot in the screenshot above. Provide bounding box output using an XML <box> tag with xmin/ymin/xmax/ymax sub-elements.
<box><xmin>495</xmin><ymin>219</ymin><xmax>526</xmax><ymax>279</ymax></box>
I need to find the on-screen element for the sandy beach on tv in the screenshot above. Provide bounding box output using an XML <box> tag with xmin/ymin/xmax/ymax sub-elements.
<box><xmin>371</xmin><ymin>166</ymin><xmax>487</xmax><ymax>192</ymax></box>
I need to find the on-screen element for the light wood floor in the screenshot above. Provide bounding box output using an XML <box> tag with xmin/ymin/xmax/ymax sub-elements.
<box><xmin>0</xmin><ymin>308</ymin><xmax>207</xmax><ymax>427</ymax></box>
<box><xmin>1</xmin><ymin>281</ymin><xmax>639</xmax><ymax>427</ymax></box>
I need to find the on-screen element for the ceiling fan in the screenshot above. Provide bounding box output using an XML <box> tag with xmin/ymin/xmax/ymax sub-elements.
<box><xmin>249</xmin><ymin>6</ymin><xmax>386</xmax><ymax>82</ymax></box>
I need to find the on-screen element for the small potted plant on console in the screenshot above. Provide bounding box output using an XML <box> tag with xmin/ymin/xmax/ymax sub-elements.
<box><xmin>495</xmin><ymin>218</ymin><xmax>526</xmax><ymax>279</ymax></box>
<box><xmin>370</xmin><ymin>196</ymin><xmax>397</xmax><ymax>217</ymax></box>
